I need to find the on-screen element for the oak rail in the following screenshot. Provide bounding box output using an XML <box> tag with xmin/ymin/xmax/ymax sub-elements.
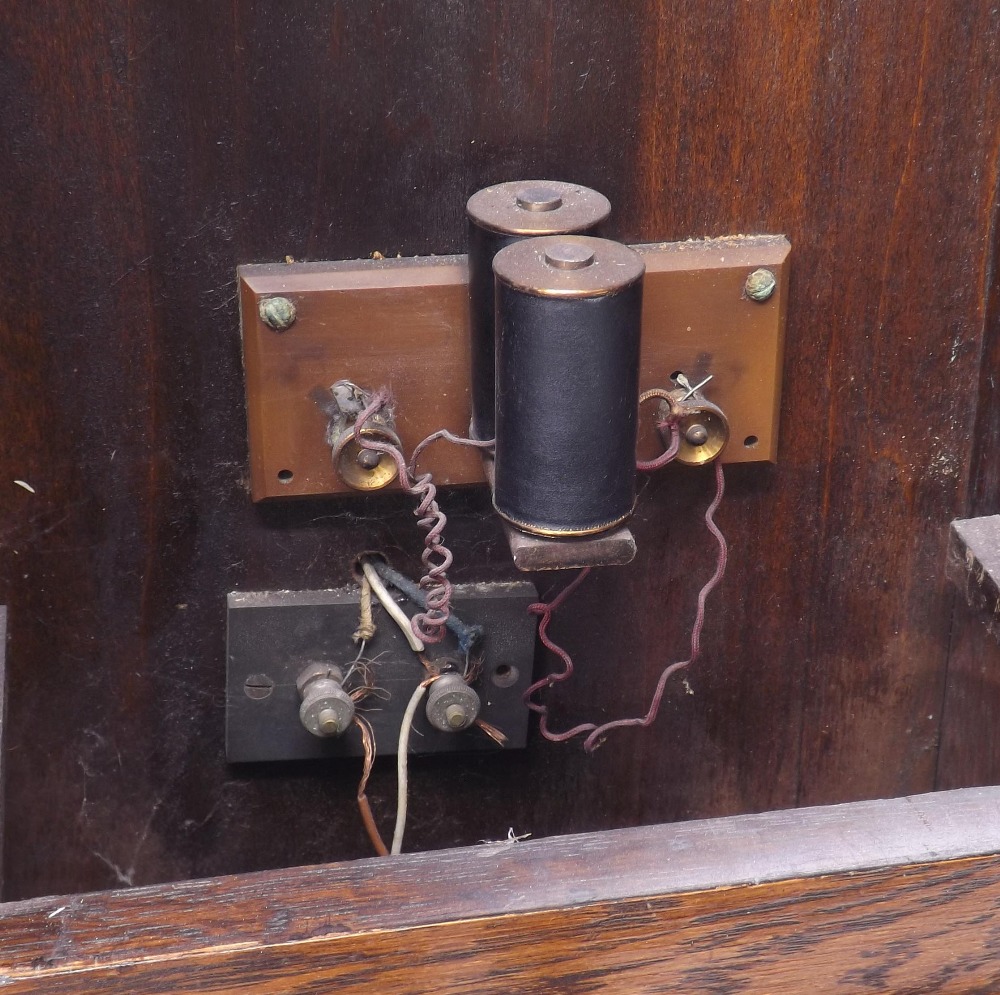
<box><xmin>949</xmin><ymin>516</ymin><xmax>1000</xmax><ymax>642</ymax></box>
<box><xmin>2</xmin><ymin>786</ymin><xmax>1000</xmax><ymax>993</ymax></box>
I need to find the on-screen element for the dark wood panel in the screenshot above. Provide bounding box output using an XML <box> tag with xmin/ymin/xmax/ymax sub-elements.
<box><xmin>2</xmin><ymin>789</ymin><xmax>1000</xmax><ymax>993</ymax></box>
<box><xmin>939</xmin><ymin>115</ymin><xmax>1000</xmax><ymax>790</ymax></box>
<box><xmin>938</xmin><ymin>600</ymin><xmax>1000</xmax><ymax>790</ymax></box>
<box><xmin>620</xmin><ymin>0</ymin><xmax>1000</xmax><ymax>819</ymax></box>
<box><xmin>0</xmin><ymin>606</ymin><xmax>6</xmax><ymax>898</ymax></box>
<box><xmin>788</xmin><ymin>5</ymin><xmax>1000</xmax><ymax>806</ymax></box>
<box><xmin>0</xmin><ymin>3</ymin><xmax>170</xmax><ymax>898</ymax></box>
<box><xmin>940</xmin><ymin>520</ymin><xmax>1000</xmax><ymax>787</ymax></box>
<box><xmin>0</xmin><ymin>0</ymin><xmax>999</xmax><ymax>902</ymax></box>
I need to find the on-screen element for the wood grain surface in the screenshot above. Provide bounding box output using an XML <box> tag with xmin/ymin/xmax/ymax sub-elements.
<box><xmin>1</xmin><ymin>2</ymin><xmax>999</xmax><ymax>901</ymax></box>
<box><xmin>938</xmin><ymin>599</ymin><xmax>1000</xmax><ymax>790</ymax></box>
<box><xmin>938</xmin><ymin>86</ymin><xmax>1000</xmax><ymax>791</ymax></box>
<box><xmin>2</xmin><ymin>787</ymin><xmax>1000</xmax><ymax>993</ymax></box>
<box><xmin>0</xmin><ymin>606</ymin><xmax>6</xmax><ymax>898</ymax></box>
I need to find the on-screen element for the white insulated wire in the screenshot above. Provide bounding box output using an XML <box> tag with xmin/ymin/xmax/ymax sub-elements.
<box><xmin>391</xmin><ymin>681</ymin><xmax>429</xmax><ymax>855</ymax></box>
<box><xmin>361</xmin><ymin>559</ymin><xmax>425</xmax><ymax>653</ymax></box>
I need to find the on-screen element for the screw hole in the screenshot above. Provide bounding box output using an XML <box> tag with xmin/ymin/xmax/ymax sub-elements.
<box><xmin>491</xmin><ymin>663</ymin><xmax>519</xmax><ymax>688</ymax></box>
<box><xmin>244</xmin><ymin>674</ymin><xmax>275</xmax><ymax>700</ymax></box>
<box><xmin>277</xmin><ymin>469</ymin><xmax>294</xmax><ymax>483</ymax></box>
<box><xmin>670</xmin><ymin>370</ymin><xmax>683</xmax><ymax>381</ymax></box>
<box><xmin>744</xmin><ymin>435</ymin><xmax>759</xmax><ymax>448</ymax></box>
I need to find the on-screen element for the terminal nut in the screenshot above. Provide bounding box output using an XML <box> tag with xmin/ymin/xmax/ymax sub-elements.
<box><xmin>324</xmin><ymin>380</ymin><xmax>403</xmax><ymax>492</ymax></box>
<box><xmin>425</xmin><ymin>673</ymin><xmax>481</xmax><ymax>733</ymax></box>
<box><xmin>658</xmin><ymin>390</ymin><xmax>730</xmax><ymax>466</ymax></box>
<box><xmin>330</xmin><ymin>426</ymin><xmax>402</xmax><ymax>491</ymax></box>
<box><xmin>297</xmin><ymin>663</ymin><xmax>354</xmax><ymax>738</ymax></box>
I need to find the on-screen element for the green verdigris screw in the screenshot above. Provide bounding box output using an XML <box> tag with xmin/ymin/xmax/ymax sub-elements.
<box><xmin>259</xmin><ymin>296</ymin><xmax>297</xmax><ymax>331</ymax></box>
<box><xmin>744</xmin><ymin>268</ymin><xmax>776</xmax><ymax>303</ymax></box>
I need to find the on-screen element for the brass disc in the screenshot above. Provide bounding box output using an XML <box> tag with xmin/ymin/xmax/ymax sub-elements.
<box><xmin>330</xmin><ymin>427</ymin><xmax>402</xmax><ymax>491</ymax></box>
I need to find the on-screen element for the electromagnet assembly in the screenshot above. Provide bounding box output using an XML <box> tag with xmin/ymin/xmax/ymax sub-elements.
<box><xmin>230</xmin><ymin>179</ymin><xmax>789</xmax><ymax>854</ymax></box>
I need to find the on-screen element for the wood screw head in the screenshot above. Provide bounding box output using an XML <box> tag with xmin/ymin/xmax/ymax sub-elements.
<box><xmin>259</xmin><ymin>296</ymin><xmax>297</xmax><ymax>331</ymax></box>
<box><xmin>744</xmin><ymin>269</ymin><xmax>776</xmax><ymax>302</ymax></box>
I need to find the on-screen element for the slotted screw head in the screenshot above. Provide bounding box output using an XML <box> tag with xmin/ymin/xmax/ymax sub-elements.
<box><xmin>259</xmin><ymin>296</ymin><xmax>297</xmax><ymax>331</ymax></box>
<box><xmin>684</xmin><ymin>423</ymin><xmax>710</xmax><ymax>446</ymax></box>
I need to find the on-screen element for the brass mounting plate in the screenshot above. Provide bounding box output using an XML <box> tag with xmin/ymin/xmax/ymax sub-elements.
<box><xmin>239</xmin><ymin>235</ymin><xmax>789</xmax><ymax>501</ymax></box>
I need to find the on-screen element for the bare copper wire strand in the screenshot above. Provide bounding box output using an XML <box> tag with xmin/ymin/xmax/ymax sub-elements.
<box><xmin>354</xmin><ymin>715</ymin><xmax>389</xmax><ymax>857</ymax></box>
<box><xmin>522</xmin><ymin>461</ymin><xmax>728</xmax><ymax>752</ymax></box>
<box><xmin>474</xmin><ymin>717</ymin><xmax>509</xmax><ymax>747</ymax></box>
<box><xmin>351</xmin><ymin>391</ymin><xmax>491</xmax><ymax>645</ymax></box>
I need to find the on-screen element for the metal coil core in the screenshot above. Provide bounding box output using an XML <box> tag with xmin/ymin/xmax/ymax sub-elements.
<box><xmin>492</xmin><ymin>235</ymin><xmax>644</xmax><ymax>537</ymax></box>
<box><xmin>467</xmin><ymin>180</ymin><xmax>611</xmax><ymax>442</ymax></box>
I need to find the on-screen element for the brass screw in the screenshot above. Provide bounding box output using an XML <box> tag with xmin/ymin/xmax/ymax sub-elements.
<box><xmin>445</xmin><ymin>704</ymin><xmax>468</xmax><ymax>729</ymax></box>
<box><xmin>745</xmin><ymin>269</ymin><xmax>776</xmax><ymax>302</ymax></box>
<box><xmin>259</xmin><ymin>296</ymin><xmax>297</xmax><ymax>331</ymax></box>
<box><xmin>685</xmin><ymin>423</ymin><xmax>710</xmax><ymax>446</ymax></box>
<box><xmin>317</xmin><ymin>707</ymin><xmax>343</xmax><ymax>736</ymax></box>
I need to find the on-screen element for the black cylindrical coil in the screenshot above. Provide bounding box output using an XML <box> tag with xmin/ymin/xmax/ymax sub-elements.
<box><xmin>466</xmin><ymin>180</ymin><xmax>611</xmax><ymax>442</ymax></box>
<box><xmin>492</xmin><ymin>235</ymin><xmax>644</xmax><ymax>537</ymax></box>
